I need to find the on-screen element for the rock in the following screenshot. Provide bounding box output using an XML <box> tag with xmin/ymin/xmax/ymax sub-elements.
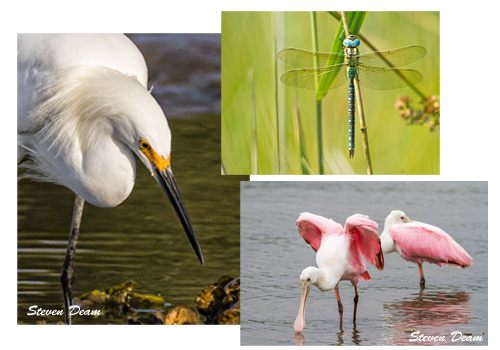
<box><xmin>165</xmin><ymin>306</ymin><xmax>200</xmax><ymax>325</ymax></box>
<box><xmin>128</xmin><ymin>312</ymin><xmax>165</xmax><ymax>325</ymax></box>
<box><xmin>195</xmin><ymin>285</ymin><xmax>226</xmax><ymax>320</ymax></box>
<box><xmin>128</xmin><ymin>292</ymin><xmax>165</xmax><ymax>309</ymax></box>
<box><xmin>195</xmin><ymin>275</ymin><xmax>240</xmax><ymax>324</ymax></box>
<box><xmin>217</xmin><ymin>309</ymin><xmax>240</xmax><ymax>325</ymax></box>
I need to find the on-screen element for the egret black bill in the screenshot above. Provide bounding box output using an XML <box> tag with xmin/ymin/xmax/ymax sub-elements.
<box><xmin>153</xmin><ymin>164</ymin><xmax>204</xmax><ymax>265</ymax></box>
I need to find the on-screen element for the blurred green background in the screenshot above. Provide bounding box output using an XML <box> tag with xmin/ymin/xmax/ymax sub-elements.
<box><xmin>222</xmin><ymin>11</ymin><xmax>440</xmax><ymax>175</ymax></box>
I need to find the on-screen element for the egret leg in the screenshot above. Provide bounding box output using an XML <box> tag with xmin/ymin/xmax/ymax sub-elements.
<box><xmin>335</xmin><ymin>286</ymin><xmax>343</xmax><ymax>329</ymax></box>
<box><xmin>418</xmin><ymin>263</ymin><xmax>425</xmax><ymax>289</ymax></box>
<box><xmin>60</xmin><ymin>195</ymin><xmax>85</xmax><ymax>325</ymax></box>
<box><xmin>353</xmin><ymin>286</ymin><xmax>359</xmax><ymax>323</ymax></box>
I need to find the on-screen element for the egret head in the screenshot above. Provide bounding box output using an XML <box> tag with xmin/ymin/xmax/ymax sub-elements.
<box><xmin>70</xmin><ymin>66</ymin><xmax>203</xmax><ymax>265</ymax></box>
<box><xmin>78</xmin><ymin>66</ymin><xmax>205</xmax><ymax>265</ymax></box>
<box><xmin>385</xmin><ymin>210</ymin><xmax>412</xmax><ymax>227</ymax></box>
<box><xmin>20</xmin><ymin>65</ymin><xmax>203</xmax><ymax>265</ymax></box>
<box><xmin>117</xmin><ymin>83</ymin><xmax>204</xmax><ymax>266</ymax></box>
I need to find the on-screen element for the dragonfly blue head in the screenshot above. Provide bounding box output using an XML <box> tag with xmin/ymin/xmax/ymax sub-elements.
<box><xmin>343</xmin><ymin>35</ymin><xmax>360</xmax><ymax>48</ymax></box>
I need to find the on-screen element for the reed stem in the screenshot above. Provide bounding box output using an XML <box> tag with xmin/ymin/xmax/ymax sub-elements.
<box><xmin>274</xmin><ymin>37</ymin><xmax>281</xmax><ymax>174</ymax></box>
<box><xmin>248</xmin><ymin>67</ymin><xmax>258</xmax><ymax>174</ymax></box>
<box><xmin>311</xmin><ymin>11</ymin><xmax>324</xmax><ymax>174</ymax></box>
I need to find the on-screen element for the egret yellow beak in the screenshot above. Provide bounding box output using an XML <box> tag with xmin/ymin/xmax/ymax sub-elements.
<box><xmin>153</xmin><ymin>164</ymin><xmax>204</xmax><ymax>265</ymax></box>
<box><xmin>139</xmin><ymin>140</ymin><xmax>204</xmax><ymax>265</ymax></box>
<box><xmin>140</xmin><ymin>143</ymin><xmax>171</xmax><ymax>171</ymax></box>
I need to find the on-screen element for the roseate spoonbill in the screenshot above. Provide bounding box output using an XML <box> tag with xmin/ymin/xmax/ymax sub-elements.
<box><xmin>380</xmin><ymin>210</ymin><xmax>473</xmax><ymax>288</ymax></box>
<box><xmin>17</xmin><ymin>34</ymin><xmax>204</xmax><ymax>324</ymax></box>
<box><xmin>294</xmin><ymin>212</ymin><xmax>384</xmax><ymax>332</ymax></box>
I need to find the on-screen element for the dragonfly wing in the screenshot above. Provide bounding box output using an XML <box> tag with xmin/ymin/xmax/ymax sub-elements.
<box><xmin>357</xmin><ymin>46</ymin><xmax>427</xmax><ymax>67</ymax></box>
<box><xmin>277</xmin><ymin>48</ymin><xmax>345</xmax><ymax>68</ymax></box>
<box><xmin>357</xmin><ymin>65</ymin><xmax>423</xmax><ymax>90</ymax></box>
<box><xmin>280</xmin><ymin>65</ymin><xmax>348</xmax><ymax>90</ymax></box>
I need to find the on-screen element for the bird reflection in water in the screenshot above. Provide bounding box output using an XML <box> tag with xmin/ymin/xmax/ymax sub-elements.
<box><xmin>381</xmin><ymin>290</ymin><xmax>472</xmax><ymax>345</ymax></box>
<box><xmin>293</xmin><ymin>323</ymin><xmax>365</xmax><ymax>346</ymax></box>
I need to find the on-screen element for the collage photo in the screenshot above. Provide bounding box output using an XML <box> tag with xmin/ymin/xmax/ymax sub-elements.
<box><xmin>12</xmin><ymin>5</ymin><xmax>491</xmax><ymax>350</ymax></box>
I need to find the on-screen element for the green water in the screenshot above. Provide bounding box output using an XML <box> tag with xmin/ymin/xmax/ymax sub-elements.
<box><xmin>18</xmin><ymin>115</ymin><xmax>246</xmax><ymax>324</ymax></box>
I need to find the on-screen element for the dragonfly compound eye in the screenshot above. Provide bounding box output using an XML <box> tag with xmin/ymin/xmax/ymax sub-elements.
<box><xmin>343</xmin><ymin>38</ymin><xmax>353</xmax><ymax>47</ymax></box>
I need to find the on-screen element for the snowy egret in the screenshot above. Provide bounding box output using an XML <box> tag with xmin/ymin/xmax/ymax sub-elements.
<box><xmin>17</xmin><ymin>34</ymin><xmax>204</xmax><ymax>324</ymax></box>
<box><xmin>294</xmin><ymin>212</ymin><xmax>384</xmax><ymax>332</ymax></box>
<box><xmin>381</xmin><ymin>210</ymin><xmax>473</xmax><ymax>288</ymax></box>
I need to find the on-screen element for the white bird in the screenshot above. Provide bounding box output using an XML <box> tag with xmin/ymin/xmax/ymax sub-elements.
<box><xmin>17</xmin><ymin>34</ymin><xmax>204</xmax><ymax>324</ymax></box>
<box><xmin>381</xmin><ymin>210</ymin><xmax>472</xmax><ymax>288</ymax></box>
<box><xmin>294</xmin><ymin>212</ymin><xmax>384</xmax><ymax>332</ymax></box>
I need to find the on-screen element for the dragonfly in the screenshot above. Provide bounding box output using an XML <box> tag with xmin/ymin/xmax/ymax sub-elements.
<box><xmin>278</xmin><ymin>34</ymin><xmax>426</xmax><ymax>158</ymax></box>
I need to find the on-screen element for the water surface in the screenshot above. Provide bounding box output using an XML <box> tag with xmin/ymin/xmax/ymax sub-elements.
<box><xmin>18</xmin><ymin>115</ymin><xmax>244</xmax><ymax>324</ymax></box>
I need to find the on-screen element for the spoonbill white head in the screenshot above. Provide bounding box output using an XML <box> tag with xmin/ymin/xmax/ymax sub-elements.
<box><xmin>295</xmin><ymin>267</ymin><xmax>331</xmax><ymax>332</ymax></box>
<box><xmin>299</xmin><ymin>267</ymin><xmax>326</xmax><ymax>290</ymax></box>
<box><xmin>384</xmin><ymin>209</ymin><xmax>413</xmax><ymax>227</ymax></box>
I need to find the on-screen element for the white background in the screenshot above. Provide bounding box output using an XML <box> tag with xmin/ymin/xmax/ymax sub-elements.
<box><xmin>6</xmin><ymin>0</ymin><xmax>496</xmax><ymax>349</ymax></box>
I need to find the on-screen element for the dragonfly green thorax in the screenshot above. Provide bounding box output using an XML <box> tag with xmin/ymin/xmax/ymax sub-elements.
<box><xmin>343</xmin><ymin>36</ymin><xmax>360</xmax><ymax>72</ymax></box>
<box><xmin>277</xmin><ymin>37</ymin><xmax>426</xmax><ymax>159</ymax></box>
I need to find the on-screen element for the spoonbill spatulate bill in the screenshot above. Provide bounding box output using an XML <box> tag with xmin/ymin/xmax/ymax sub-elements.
<box><xmin>17</xmin><ymin>34</ymin><xmax>204</xmax><ymax>324</ymax></box>
<box><xmin>294</xmin><ymin>212</ymin><xmax>384</xmax><ymax>332</ymax></box>
<box><xmin>381</xmin><ymin>210</ymin><xmax>473</xmax><ymax>289</ymax></box>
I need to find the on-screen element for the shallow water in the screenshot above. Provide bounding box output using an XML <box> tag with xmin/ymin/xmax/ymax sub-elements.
<box><xmin>128</xmin><ymin>33</ymin><xmax>221</xmax><ymax>117</ymax></box>
<box><xmin>240</xmin><ymin>181</ymin><xmax>487</xmax><ymax>345</ymax></box>
<box><xmin>18</xmin><ymin>115</ymin><xmax>245</xmax><ymax>324</ymax></box>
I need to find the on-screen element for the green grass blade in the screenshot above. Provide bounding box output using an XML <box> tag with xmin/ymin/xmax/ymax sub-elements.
<box><xmin>221</xmin><ymin>160</ymin><xmax>227</xmax><ymax>175</ymax></box>
<box><xmin>301</xmin><ymin>157</ymin><xmax>315</xmax><ymax>175</ymax></box>
<box><xmin>248</xmin><ymin>67</ymin><xmax>258</xmax><ymax>174</ymax></box>
<box><xmin>274</xmin><ymin>37</ymin><xmax>281</xmax><ymax>174</ymax></box>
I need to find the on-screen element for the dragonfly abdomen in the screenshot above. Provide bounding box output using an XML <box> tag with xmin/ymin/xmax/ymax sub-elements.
<box><xmin>348</xmin><ymin>67</ymin><xmax>356</xmax><ymax>158</ymax></box>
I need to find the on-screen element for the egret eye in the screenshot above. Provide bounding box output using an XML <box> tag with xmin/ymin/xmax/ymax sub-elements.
<box><xmin>140</xmin><ymin>140</ymin><xmax>150</xmax><ymax>150</ymax></box>
<box><xmin>307</xmin><ymin>278</ymin><xmax>311</xmax><ymax>281</ymax></box>
<box><xmin>401</xmin><ymin>216</ymin><xmax>404</xmax><ymax>220</ymax></box>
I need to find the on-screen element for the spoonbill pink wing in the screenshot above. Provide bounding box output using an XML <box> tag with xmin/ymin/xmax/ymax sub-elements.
<box><xmin>345</xmin><ymin>214</ymin><xmax>384</xmax><ymax>271</ymax></box>
<box><xmin>296</xmin><ymin>212</ymin><xmax>344</xmax><ymax>252</ymax></box>
<box><xmin>389</xmin><ymin>222</ymin><xmax>473</xmax><ymax>268</ymax></box>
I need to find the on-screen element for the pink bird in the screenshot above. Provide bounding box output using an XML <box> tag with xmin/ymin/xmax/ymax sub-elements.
<box><xmin>381</xmin><ymin>210</ymin><xmax>473</xmax><ymax>288</ymax></box>
<box><xmin>294</xmin><ymin>212</ymin><xmax>384</xmax><ymax>332</ymax></box>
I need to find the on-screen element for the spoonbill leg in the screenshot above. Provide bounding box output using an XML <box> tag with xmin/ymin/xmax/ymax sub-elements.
<box><xmin>335</xmin><ymin>286</ymin><xmax>343</xmax><ymax>329</ymax></box>
<box><xmin>60</xmin><ymin>195</ymin><xmax>85</xmax><ymax>325</ymax></box>
<box><xmin>353</xmin><ymin>286</ymin><xmax>359</xmax><ymax>323</ymax></box>
<box><xmin>418</xmin><ymin>263</ymin><xmax>425</xmax><ymax>289</ymax></box>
